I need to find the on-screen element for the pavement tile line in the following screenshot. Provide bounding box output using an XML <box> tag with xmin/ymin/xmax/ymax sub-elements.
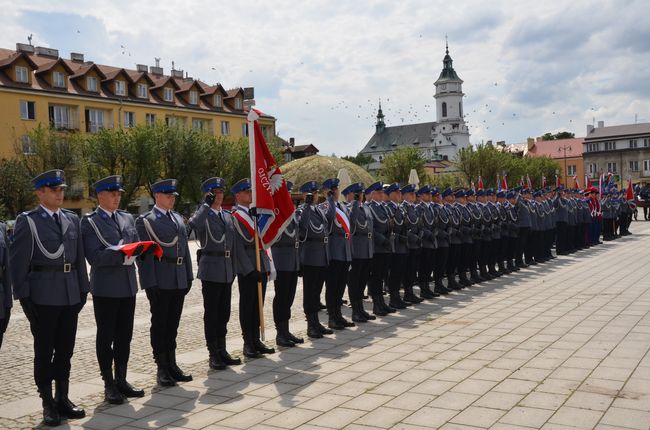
<box><xmin>0</xmin><ymin>224</ymin><xmax>649</xmax><ymax>429</ymax></box>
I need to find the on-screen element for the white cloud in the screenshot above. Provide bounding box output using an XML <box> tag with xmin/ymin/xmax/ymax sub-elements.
<box><xmin>1</xmin><ymin>0</ymin><xmax>649</xmax><ymax>154</ymax></box>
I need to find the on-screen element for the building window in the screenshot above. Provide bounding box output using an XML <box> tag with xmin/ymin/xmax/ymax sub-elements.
<box><xmin>123</xmin><ymin>111</ymin><xmax>135</xmax><ymax>128</ymax></box>
<box><xmin>49</xmin><ymin>105</ymin><xmax>71</xmax><ymax>129</ymax></box>
<box><xmin>165</xmin><ymin>116</ymin><xmax>185</xmax><ymax>127</ymax></box>
<box><xmin>242</xmin><ymin>123</ymin><xmax>249</xmax><ymax>137</ymax></box>
<box><xmin>587</xmin><ymin>142</ymin><xmax>599</xmax><ymax>152</ymax></box>
<box><xmin>15</xmin><ymin>66</ymin><xmax>29</xmax><ymax>83</ymax></box>
<box><xmin>189</xmin><ymin>90</ymin><xmax>198</xmax><ymax>105</ymax></box>
<box><xmin>86</xmin><ymin>109</ymin><xmax>105</xmax><ymax>133</ymax></box>
<box><xmin>52</xmin><ymin>71</ymin><xmax>66</xmax><ymax>88</ymax></box>
<box><xmin>588</xmin><ymin>163</ymin><xmax>597</xmax><ymax>176</ymax></box>
<box><xmin>145</xmin><ymin>113</ymin><xmax>156</xmax><ymax>126</ymax></box>
<box><xmin>629</xmin><ymin>139</ymin><xmax>638</xmax><ymax>148</ymax></box>
<box><xmin>604</xmin><ymin>141</ymin><xmax>616</xmax><ymax>150</ymax></box>
<box><xmin>629</xmin><ymin>160</ymin><xmax>639</xmax><ymax>172</ymax></box>
<box><xmin>442</xmin><ymin>102</ymin><xmax>447</xmax><ymax>118</ymax></box>
<box><xmin>644</xmin><ymin>160</ymin><xmax>650</xmax><ymax>173</ymax></box>
<box><xmin>192</xmin><ymin>118</ymin><xmax>209</xmax><ymax>131</ymax></box>
<box><xmin>213</xmin><ymin>94</ymin><xmax>222</xmax><ymax>107</ymax></box>
<box><xmin>86</xmin><ymin>76</ymin><xmax>98</xmax><ymax>92</ymax></box>
<box><xmin>220</xmin><ymin>121</ymin><xmax>230</xmax><ymax>135</ymax></box>
<box><xmin>567</xmin><ymin>165</ymin><xmax>576</xmax><ymax>176</ymax></box>
<box><xmin>235</xmin><ymin>98</ymin><xmax>242</xmax><ymax>110</ymax></box>
<box><xmin>163</xmin><ymin>87</ymin><xmax>174</xmax><ymax>102</ymax></box>
<box><xmin>459</xmin><ymin>102</ymin><xmax>462</xmax><ymax>117</ymax></box>
<box><xmin>21</xmin><ymin>135</ymin><xmax>35</xmax><ymax>154</ymax></box>
<box><xmin>137</xmin><ymin>83</ymin><xmax>148</xmax><ymax>99</ymax></box>
<box><xmin>115</xmin><ymin>80</ymin><xmax>126</xmax><ymax>96</ymax></box>
<box><xmin>644</xmin><ymin>139</ymin><xmax>650</xmax><ymax>148</ymax></box>
<box><xmin>606</xmin><ymin>162</ymin><xmax>617</xmax><ymax>173</ymax></box>
<box><xmin>20</xmin><ymin>100</ymin><xmax>36</xmax><ymax>120</ymax></box>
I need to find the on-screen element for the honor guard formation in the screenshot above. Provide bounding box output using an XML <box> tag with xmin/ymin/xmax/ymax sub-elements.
<box><xmin>0</xmin><ymin>169</ymin><xmax>636</xmax><ymax>427</ymax></box>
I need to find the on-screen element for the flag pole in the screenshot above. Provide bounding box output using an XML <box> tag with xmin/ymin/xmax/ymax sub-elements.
<box><xmin>253</xmin><ymin>216</ymin><xmax>265</xmax><ymax>341</ymax></box>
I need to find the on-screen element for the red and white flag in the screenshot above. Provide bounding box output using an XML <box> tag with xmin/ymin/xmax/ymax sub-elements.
<box><xmin>335</xmin><ymin>207</ymin><xmax>351</xmax><ymax>239</ymax></box>
<box><xmin>248</xmin><ymin>108</ymin><xmax>295</xmax><ymax>249</ymax></box>
<box><xmin>501</xmin><ymin>174</ymin><xmax>508</xmax><ymax>191</ymax></box>
<box><xmin>477</xmin><ymin>175</ymin><xmax>484</xmax><ymax>190</ymax></box>
<box><xmin>626</xmin><ymin>176</ymin><xmax>634</xmax><ymax>201</ymax></box>
<box><xmin>573</xmin><ymin>175</ymin><xmax>579</xmax><ymax>189</ymax></box>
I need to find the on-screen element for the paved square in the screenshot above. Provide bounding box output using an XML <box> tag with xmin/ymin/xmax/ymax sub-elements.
<box><xmin>1</xmin><ymin>222</ymin><xmax>650</xmax><ymax>429</ymax></box>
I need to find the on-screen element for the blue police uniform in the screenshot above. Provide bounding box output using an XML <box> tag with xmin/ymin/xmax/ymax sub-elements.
<box><xmin>188</xmin><ymin>177</ymin><xmax>242</xmax><ymax>369</ymax></box>
<box><xmin>81</xmin><ymin>175</ymin><xmax>144</xmax><ymax>402</ymax></box>
<box><xmin>135</xmin><ymin>178</ymin><xmax>193</xmax><ymax>386</ymax></box>
<box><xmin>10</xmin><ymin>169</ymin><xmax>88</xmax><ymax>425</ymax></box>
<box><xmin>0</xmin><ymin>222</ymin><xmax>11</xmax><ymax>349</ymax></box>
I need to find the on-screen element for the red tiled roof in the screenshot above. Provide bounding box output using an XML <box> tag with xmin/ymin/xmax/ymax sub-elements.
<box><xmin>527</xmin><ymin>137</ymin><xmax>584</xmax><ymax>158</ymax></box>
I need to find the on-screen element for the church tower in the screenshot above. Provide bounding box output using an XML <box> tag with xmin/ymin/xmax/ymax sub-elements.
<box><xmin>431</xmin><ymin>39</ymin><xmax>470</xmax><ymax>159</ymax></box>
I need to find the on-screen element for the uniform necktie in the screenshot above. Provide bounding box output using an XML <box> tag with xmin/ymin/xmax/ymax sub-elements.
<box><xmin>53</xmin><ymin>213</ymin><xmax>61</xmax><ymax>231</ymax></box>
<box><xmin>167</xmin><ymin>211</ymin><xmax>178</xmax><ymax>229</ymax></box>
<box><xmin>111</xmin><ymin>212</ymin><xmax>118</xmax><ymax>225</ymax></box>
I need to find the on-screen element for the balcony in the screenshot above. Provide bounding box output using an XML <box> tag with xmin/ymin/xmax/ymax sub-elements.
<box><xmin>48</xmin><ymin>105</ymin><xmax>80</xmax><ymax>131</ymax></box>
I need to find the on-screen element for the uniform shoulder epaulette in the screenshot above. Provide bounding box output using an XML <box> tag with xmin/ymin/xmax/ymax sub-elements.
<box><xmin>22</xmin><ymin>208</ymin><xmax>39</xmax><ymax>217</ymax></box>
<box><xmin>83</xmin><ymin>211</ymin><xmax>96</xmax><ymax>218</ymax></box>
<box><xmin>61</xmin><ymin>208</ymin><xmax>77</xmax><ymax>215</ymax></box>
<box><xmin>117</xmin><ymin>209</ymin><xmax>129</xmax><ymax>214</ymax></box>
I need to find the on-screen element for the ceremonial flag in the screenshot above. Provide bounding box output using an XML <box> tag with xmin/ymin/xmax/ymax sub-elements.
<box><xmin>519</xmin><ymin>176</ymin><xmax>525</xmax><ymax>187</ymax></box>
<box><xmin>248</xmin><ymin>108</ymin><xmax>295</xmax><ymax>249</ymax></box>
<box><xmin>585</xmin><ymin>174</ymin><xmax>590</xmax><ymax>189</ymax></box>
<box><xmin>109</xmin><ymin>241</ymin><xmax>163</xmax><ymax>259</ymax></box>
<box><xmin>526</xmin><ymin>174</ymin><xmax>532</xmax><ymax>189</ymax></box>
<box><xmin>335</xmin><ymin>207</ymin><xmax>351</xmax><ymax>238</ymax></box>
<box><xmin>542</xmin><ymin>175</ymin><xmax>547</xmax><ymax>188</ymax></box>
<box><xmin>573</xmin><ymin>175</ymin><xmax>579</xmax><ymax>189</ymax></box>
<box><xmin>599</xmin><ymin>173</ymin><xmax>604</xmax><ymax>197</ymax></box>
<box><xmin>470</xmin><ymin>181</ymin><xmax>475</xmax><ymax>192</ymax></box>
<box><xmin>496</xmin><ymin>173</ymin><xmax>501</xmax><ymax>191</ymax></box>
<box><xmin>501</xmin><ymin>174</ymin><xmax>508</xmax><ymax>191</ymax></box>
<box><xmin>477</xmin><ymin>175</ymin><xmax>484</xmax><ymax>190</ymax></box>
<box><xmin>626</xmin><ymin>176</ymin><xmax>634</xmax><ymax>201</ymax></box>
<box><xmin>555</xmin><ymin>174</ymin><xmax>561</xmax><ymax>188</ymax></box>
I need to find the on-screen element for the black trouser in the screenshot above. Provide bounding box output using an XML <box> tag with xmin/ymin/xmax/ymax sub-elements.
<box><xmin>472</xmin><ymin>240</ymin><xmax>482</xmax><ymax>270</ymax></box>
<box><xmin>369</xmin><ymin>253</ymin><xmax>390</xmax><ymax>296</ymax></box>
<box><xmin>146</xmin><ymin>288</ymin><xmax>186</xmax><ymax>357</ymax></box>
<box><xmin>273</xmin><ymin>271</ymin><xmax>298</xmax><ymax>323</ymax></box>
<box><xmin>302</xmin><ymin>265</ymin><xmax>326</xmax><ymax>315</ymax></box>
<box><xmin>434</xmin><ymin>246</ymin><xmax>449</xmax><ymax>282</ymax></box>
<box><xmin>403</xmin><ymin>249</ymin><xmax>420</xmax><ymax>291</ymax></box>
<box><xmin>201</xmin><ymin>281</ymin><xmax>233</xmax><ymax>344</ymax></box>
<box><xmin>389</xmin><ymin>253</ymin><xmax>408</xmax><ymax>292</ymax></box>
<box><xmin>30</xmin><ymin>304</ymin><xmax>79</xmax><ymax>388</ymax></box>
<box><xmin>326</xmin><ymin>260</ymin><xmax>350</xmax><ymax>308</ymax></box>
<box><xmin>556</xmin><ymin>222</ymin><xmax>567</xmax><ymax>253</ymax></box>
<box><xmin>418</xmin><ymin>248</ymin><xmax>435</xmax><ymax>286</ymax></box>
<box><xmin>349</xmin><ymin>258</ymin><xmax>371</xmax><ymax>301</ymax></box>
<box><xmin>446</xmin><ymin>244</ymin><xmax>460</xmax><ymax>278</ymax></box>
<box><xmin>238</xmin><ymin>271</ymin><xmax>267</xmax><ymax>341</ymax></box>
<box><xmin>461</xmin><ymin>243</ymin><xmax>473</xmax><ymax>273</ymax></box>
<box><xmin>516</xmin><ymin>227</ymin><xmax>530</xmax><ymax>263</ymax></box>
<box><xmin>507</xmin><ymin>236</ymin><xmax>517</xmax><ymax>261</ymax></box>
<box><xmin>94</xmin><ymin>296</ymin><xmax>136</xmax><ymax>371</ymax></box>
<box><xmin>479</xmin><ymin>239</ymin><xmax>491</xmax><ymax>269</ymax></box>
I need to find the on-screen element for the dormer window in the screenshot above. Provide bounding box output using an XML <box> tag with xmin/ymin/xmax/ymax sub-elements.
<box><xmin>87</xmin><ymin>76</ymin><xmax>98</xmax><ymax>92</ymax></box>
<box><xmin>115</xmin><ymin>80</ymin><xmax>126</xmax><ymax>96</ymax></box>
<box><xmin>213</xmin><ymin>94</ymin><xmax>222</xmax><ymax>107</ymax></box>
<box><xmin>234</xmin><ymin>98</ymin><xmax>242</xmax><ymax>110</ymax></box>
<box><xmin>137</xmin><ymin>83</ymin><xmax>148</xmax><ymax>99</ymax></box>
<box><xmin>189</xmin><ymin>90</ymin><xmax>198</xmax><ymax>105</ymax></box>
<box><xmin>163</xmin><ymin>87</ymin><xmax>173</xmax><ymax>102</ymax></box>
<box><xmin>15</xmin><ymin>66</ymin><xmax>29</xmax><ymax>83</ymax></box>
<box><xmin>53</xmin><ymin>71</ymin><xmax>66</xmax><ymax>88</ymax></box>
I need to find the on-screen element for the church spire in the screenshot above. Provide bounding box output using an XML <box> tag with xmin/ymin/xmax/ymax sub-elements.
<box><xmin>376</xmin><ymin>98</ymin><xmax>386</xmax><ymax>134</ymax></box>
<box><xmin>437</xmin><ymin>38</ymin><xmax>461</xmax><ymax>82</ymax></box>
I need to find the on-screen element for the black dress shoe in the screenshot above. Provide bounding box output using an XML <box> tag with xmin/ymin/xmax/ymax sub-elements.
<box><xmin>243</xmin><ymin>343</ymin><xmax>263</xmax><ymax>358</ymax></box>
<box><xmin>168</xmin><ymin>352</ymin><xmax>193</xmax><ymax>382</ymax></box>
<box><xmin>372</xmin><ymin>298</ymin><xmax>388</xmax><ymax>316</ymax></box>
<box><xmin>254</xmin><ymin>339</ymin><xmax>275</xmax><ymax>354</ymax></box>
<box><xmin>288</xmin><ymin>332</ymin><xmax>304</xmax><ymax>344</ymax></box>
<box><xmin>319</xmin><ymin>323</ymin><xmax>334</xmax><ymax>335</ymax></box>
<box><xmin>39</xmin><ymin>386</ymin><xmax>61</xmax><ymax>427</ymax></box>
<box><xmin>307</xmin><ymin>326</ymin><xmax>324</xmax><ymax>338</ymax></box>
<box><xmin>104</xmin><ymin>382</ymin><xmax>125</xmax><ymax>404</ymax></box>
<box><xmin>209</xmin><ymin>353</ymin><xmax>227</xmax><ymax>370</ymax></box>
<box><xmin>55</xmin><ymin>380</ymin><xmax>86</xmax><ymax>419</ymax></box>
<box><xmin>276</xmin><ymin>335</ymin><xmax>296</xmax><ymax>348</ymax></box>
<box><xmin>115</xmin><ymin>365</ymin><xmax>145</xmax><ymax>397</ymax></box>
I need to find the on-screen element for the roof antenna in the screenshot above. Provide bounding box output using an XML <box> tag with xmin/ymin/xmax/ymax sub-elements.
<box><xmin>27</xmin><ymin>34</ymin><xmax>33</xmax><ymax>46</ymax></box>
<box><xmin>154</xmin><ymin>57</ymin><xmax>160</xmax><ymax>67</ymax></box>
<box><xmin>445</xmin><ymin>34</ymin><xmax>449</xmax><ymax>54</ymax></box>
<box><xmin>171</xmin><ymin>60</ymin><xmax>175</xmax><ymax>70</ymax></box>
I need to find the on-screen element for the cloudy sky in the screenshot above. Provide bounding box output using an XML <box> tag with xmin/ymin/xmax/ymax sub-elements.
<box><xmin>1</xmin><ymin>0</ymin><xmax>648</xmax><ymax>155</ymax></box>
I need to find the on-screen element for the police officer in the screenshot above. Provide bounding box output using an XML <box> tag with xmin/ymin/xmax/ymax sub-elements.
<box><xmin>366</xmin><ymin>182</ymin><xmax>395</xmax><ymax>315</ymax></box>
<box><xmin>416</xmin><ymin>186</ymin><xmax>439</xmax><ymax>298</ymax></box>
<box><xmin>516</xmin><ymin>188</ymin><xmax>532</xmax><ymax>267</ymax></box>
<box><xmin>345</xmin><ymin>183</ymin><xmax>377</xmax><ymax>321</ymax></box>
<box><xmin>189</xmin><ymin>177</ymin><xmax>242</xmax><ymax>368</ymax></box>
<box><xmin>0</xmin><ymin>220</ymin><xmax>11</xmax><ymax>350</ymax></box>
<box><xmin>454</xmin><ymin>189</ymin><xmax>474</xmax><ymax>287</ymax></box>
<box><xmin>321</xmin><ymin>178</ymin><xmax>355</xmax><ymax>330</ymax></box>
<box><xmin>504</xmin><ymin>191</ymin><xmax>520</xmax><ymax>272</ymax></box>
<box><xmin>401</xmin><ymin>184</ymin><xmax>424</xmax><ymax>302</ymax></box>
<box><xmin>443</xmin><ymin>188</ymin><xmax>463</xmax><ymax>290</ymax></box>
<box><xmin>136</xmin><ymin>179</ymin><xmax>193</xmax><ymax>386</ymax></box>
<box><xmin>270</xmin><ymin>181</ymin><xmax>304</xmax><ymax>347</ymax></box>
<box><xmin>466</xmin><ymin>189</ymin><xmax>485</xmax><ymax>283</ymax></box>
<box><xmin>432</xmin><ymin>188</ymin><xmax>451</xmax><ymax>294</ymax></box>
<box><xmin>10</xmin><ymin>169</ymin><xmax>89</xmax><ymax>426</ymax></box>
<box><xmin>386</xmin><ymin>183</ymin><xmax>412</xmax><ymax>307</ymax></box>
<box><xmin>297</xmin><ymin>181</ymin><xmax>333</xmax><ymax>338</ymax></box>
<box><xmin>554</xmin><ymin>187</ymin><xmax>569</xmax><ymax>254</ymax></box>
<box><xmin>81</xmin><ymin>175</ymin><xmax>145</xmax><ymax>404</ymax></box>
<box><xmin>230</xmin><ymin>178</ymin><xmax>275</xmax><ymax>357</ymax></box>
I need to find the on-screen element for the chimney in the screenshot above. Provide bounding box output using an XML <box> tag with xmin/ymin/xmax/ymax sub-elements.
<box><xmin>70</xmin><ymin>52</ymin><xmax>84</xmax><ymax>62</ymax></box>
<box><xmin>16</xmin><ymin>43</ymin><xmax>35</xmax><ymax>53</ymax></box>
<box><xmin>289</xmin><ymin>137</ymin><xmax>295</xmax><ymax>147</ymax></box>
<box><xmin>150</xmin><ymin>58</ymin><xmax>163</xmax><ymax>75</ymax></box>
<box><xmin>136</xmin><ymin>64</ymin><xmax>148</xmax><ymax>72</ymax></box>
<box><xmin>536</xmin><ymin>137</ymin><xmax>543</xmax><ymax>142</ymax></box>
<box><xmin>171</xmin><ymin>69</ymin><xmax>184</xmax><ymax>78</ymax></box>
<box><xmin>587</xmin><ymin>124</ymin><xmax>594</xmax><ymax>134</ymax></box>
<box><xmin>598</xmin><ymin>120</ymin><xmax>604</xmax><ymax>128</ymax></box>
<box><xmin>34</xmin><ymin>46</ymin><xmax>59</xmax><ymax>58</ymax></box>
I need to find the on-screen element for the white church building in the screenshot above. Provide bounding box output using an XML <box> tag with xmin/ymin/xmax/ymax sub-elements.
<box><xmin>359</xmin><ymin>43</ymin><xmax>471</xmax><ymax>172</ymax></box>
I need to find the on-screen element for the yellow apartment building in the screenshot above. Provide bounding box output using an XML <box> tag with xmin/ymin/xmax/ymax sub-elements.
<box><xmin>0</xmin><ymin>43</ymin><xmax>276</xmax><ymax>212</ymax></box>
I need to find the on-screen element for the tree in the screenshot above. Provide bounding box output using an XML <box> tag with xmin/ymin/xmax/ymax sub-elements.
<box><xmin>0</xmin><ymin>158</ymin><xmax>35</xmax><ymax>218</ymax></box>
<box><xmin>379</xmin><ymin>148</ymin><xmax>427</xmax><ymax>184</ymax></box>
<box><xmin>541</xmin><ymin>131</ymin><xmax>575</xmax><ymax>141</ymax></box>
<box><xmin>341</xmin><ymin>153</ymin><xmax>373</xmax><ymax>168</ymax></box>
